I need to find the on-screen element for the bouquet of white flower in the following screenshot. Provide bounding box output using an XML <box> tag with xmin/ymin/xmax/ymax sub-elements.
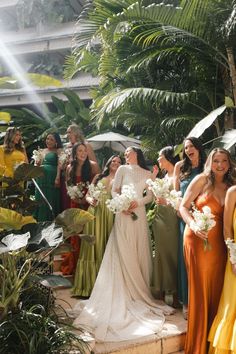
<box><xmin>87</xmin><ymin>181</ymin><xmax>106</xmax><ymax>203</ymax></box>
<box><xmin>146</xmin><ymin>177</ymin><xmax>171</xmax><ymax>199</ymax></box>
<box><xmin>168</xmin><ymin>189</ymin><xmax>182</xmax><ymax>210</ymax></box>
<box><xmin>58</xmin><ymin>149</ymin><xmax>70</xmax><ymax>167</ymax></box>
<box><xmin>225</xmin><ymin>238</ymin><xmax>236</xmax><ymax>264</ymax></box>
<box><xmin>190</xmin><ymin>205</ymin><xmax>216</xmax><ymax>251</ymax></box>
<box><xmin>146</xmin><ymin>177</ymin><xmax>182</xmax><ymax>210</ymax></box>
<box><xmin>66</xmin><ymin>182</ymin><xmax>89</xmax><ymax>200</ymax></box>
<box><xmin>106</xmin><ymin>183</ymin><xmax>138</xmax><ymax>220</ymax></box>
<box><xmin>32</xmin><ymin>148</ymin><xmax>44</xmax><ymax>165</ymax></box>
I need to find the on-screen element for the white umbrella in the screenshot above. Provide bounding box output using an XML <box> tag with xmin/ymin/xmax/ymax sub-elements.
<box><xmin>87</xmin><ymin>132</ymin><xmax>141</xmax><ymax>152</ymax></box>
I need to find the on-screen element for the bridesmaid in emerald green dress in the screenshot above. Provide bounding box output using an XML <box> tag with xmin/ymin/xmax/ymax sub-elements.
<box><xmin>34</xmin><ymin>132</ymin><xmax>63</xmax><ymax>221</ymax></box>
<box><xmin>174</xmin><ymin>137</ymin><xmax>206</xmax><ymax>318</ymax></box>
<box><xmin>72</xmin><ymin>155</ymin><xmax>123</xmax><ymax>297</ymax></box>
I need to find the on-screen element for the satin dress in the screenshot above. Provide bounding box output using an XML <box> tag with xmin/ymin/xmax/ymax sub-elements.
<box><xmin>184</xmin><ymin>194</ymin><xmax>227</xmax><ymax>354</ymax></box>
<box><xmin>72</xmin><ymin>178</ymin><xmax>114</xmax><ymax>297</ymax></box>
<box><xmin>208</xmin><ymin>208</ymin><xmax>236</xmax><ymax>354</ymax></box>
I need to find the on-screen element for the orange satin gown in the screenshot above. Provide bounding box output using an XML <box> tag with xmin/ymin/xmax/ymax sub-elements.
<box><xmin>184</xmin><ymin>194</ymin><xmax>227</xmax><ymax>354</ymax></box>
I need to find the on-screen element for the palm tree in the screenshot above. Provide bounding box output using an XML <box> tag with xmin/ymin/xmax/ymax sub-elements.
<box><xmin>65</xmin><ymin>0</ymin><xmax>236</xmax><ymax>151</ymax></box>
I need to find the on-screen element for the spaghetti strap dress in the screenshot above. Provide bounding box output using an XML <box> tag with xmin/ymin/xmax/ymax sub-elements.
<box><xmin>208</xmin><ymin>207</ymin><xmax>236</xmax><ymax>354</ymax></box>
<box><xmin>184</xmin><ymin>194</ymin><xmax>227</xmax><ymax>354</ymax></box>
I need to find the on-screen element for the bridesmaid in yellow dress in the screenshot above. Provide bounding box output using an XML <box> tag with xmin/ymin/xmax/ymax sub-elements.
<box><xmin>0</xmin><ymin>127</ymin><xmax>28</xmax><ymax>178</ymax></box>
<box><xmin>208</xmin><ymin>185</ymin><xmax>236</xmax><ymax>354</ymax></box>
<box><xmin>180</xmin><ymin>148</ymin><xmax>236</xmax><ymax>354</ymax></box>
<box><xmin>72</xmin><ymin>155</ymin><xmax>123</xmax><ymax>297</ymax></box>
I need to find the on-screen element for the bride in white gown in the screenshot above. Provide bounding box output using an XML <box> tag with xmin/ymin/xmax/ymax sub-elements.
<box><xmin>73</xmin><ymin>146</ymin><xmax>174</xmax><ymax>342</ymax></box>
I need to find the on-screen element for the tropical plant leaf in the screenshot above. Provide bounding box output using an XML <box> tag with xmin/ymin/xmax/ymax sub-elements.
<box><xmin>221</xmin><ymin>129</ymin><xmax>236</xmax><ymax>150</ymax></box>
<box><xmin>187</xmin><ymin>105</ymin><xmax>226</xmax><ymax>138</ymax></box>
<box><xmin>55</xmin><ymin>208</ymin><xmax>95</xmax><ymax>238</ymax></box>
<box><xmin>37</xmin><ymin>274</ymin><xmax>72</xmax><ymax>288</ymax></box>
<box><xmin>0</xmin><ymin>232</ymin><xmax>30</xmax><ymax>254</ymax></box>
<box><xmin>0</xmin><ymin>208</ymin><xmax>36</xmax><ymax>231</ymax></box>
<box><xmin>13</xmin><ymin>163</ymin><xmax>44</xmax><ymax>181</ymax></box>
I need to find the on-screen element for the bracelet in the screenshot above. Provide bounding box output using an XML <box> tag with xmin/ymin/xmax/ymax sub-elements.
<box><xmin>225</xmin><ymin>238</ymin><xmax>236</xmax><ymax>264</ymax></box>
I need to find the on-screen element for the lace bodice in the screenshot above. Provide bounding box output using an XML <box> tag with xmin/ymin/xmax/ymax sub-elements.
<box><xmin>112</xmin><ymin>164</ymin><xmax>153</xmax><ymax>206</ymax></box>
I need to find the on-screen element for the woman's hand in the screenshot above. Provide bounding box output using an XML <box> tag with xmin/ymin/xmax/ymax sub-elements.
<box><xmin>128</xmin><ymin>200</ymin><xmax>138</xmax><ymax>211</ymax></box>
<box><xmin>152</xmin><ymin>164</ymin><xmax>159</xmax><ymax>179</ymax></box>
<box><xmin>231</xmin><ymin>263</ymin><xmax>236</xmax><ymax>276</ymax></box>
<box><xmin>155</xmin><ymin>197</ymin><xmax>167</xmax><ymax>206</ymax></box>
<box><xmin>86</xmin><ymin>196</ymin><xmax>98</xmax><ymax>207</ymax></box>
<box><xmin>54</xmin><ymin>176</ymin><xmax>60</xmax><ymax>188</ymax></box>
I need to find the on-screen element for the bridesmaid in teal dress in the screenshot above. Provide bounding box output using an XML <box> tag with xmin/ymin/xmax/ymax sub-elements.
<box><xmin>34</xmin><ymin>132</ymin><xmax>63</xmax><ymax>221</ymax></box>
<box><xmin>151</xmin><ymin>146</ymin><xmax>179</xmax><ymax>306</ymax></box>
<box><xmin>72</xmin><ymin>155</ymin><xmax>123</xmax><ymax>297</ymax></box>
<box><xmin>174</xmin><ymin>137</ymin><xmax>206</xmax><ymax>318</ymax></box>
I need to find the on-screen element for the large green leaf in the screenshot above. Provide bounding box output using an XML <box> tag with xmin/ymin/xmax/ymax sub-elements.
<box><xmin>221</xmin><ymin>129</ymin><xmax>236</xmax><ymax>150</ymax></box>
<box><xmin>187</xmin><ymin>105</ymin><xmax>226</xmax><ymax>138</ymax></box>
<box><xmin>13</xmin><ymin>163</ymin><xmax>44</xmax><ymax>181</ymax></box>
<box><xmin>55</xmin><ymin>208</ymin><xmax>95</xmax><ymax>238</ymax></box>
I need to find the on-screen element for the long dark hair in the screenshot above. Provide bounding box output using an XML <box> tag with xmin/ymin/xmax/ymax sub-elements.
<box><xmin>180</xmin><ymin>137</ymin><xmax>206</xmax><ymax>181</ymax></box>
<box><xmin>159</xmin><ymin>146</ymin><xmax>179</xmax><ymax>166</ymax></box>
<box><xmin>129</xmin><ymin>146</ymin><xmax>149</xmax><ymax>170</ymax></box>
<box><xmin>3</xmin><ymin>127</ymin><xmax>24</xmax><ymax>153</ymax></box>
<box><xmin>45</xmin><ymin>132</ymin><xmax>63</xmax><ymax>149</ymax></box>
<box><xmin>94</xmin><ymin>155</ymin><xmax>123</xmax><ymax>185</ymax></box>
<box><xmin>69</xmin><ymin>143</ymin><xmax>92</xmax><ymax>184</ymax></box>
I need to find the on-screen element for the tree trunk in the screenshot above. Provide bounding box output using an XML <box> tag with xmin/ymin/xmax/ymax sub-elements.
<box><xmin>226</xmin><ymin>47</ymin><xmax>236</xmax><ymax>106</ymax></box>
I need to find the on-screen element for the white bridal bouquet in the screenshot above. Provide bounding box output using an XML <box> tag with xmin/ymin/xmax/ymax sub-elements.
<box><xmin>32</xmin><ymin>148</ymin><xmax>44</xmax><ymax>165</ymax></box>
<box><xmin>66</xmin><ymin>182</ymin><xmax>89</xmax><ymax>200</ymax></box>
<box><xmin>225</xmin><ymin>238</ymin><xmax>236</xmax><ymax>264</ymax></box>
<box><xmin>106</xmin><ymin>183</ymin><xmax>138</xmax><ymax>220</ymax></box>
<box><xmin>58</xmin><ymin>149</ymin><xmax>70</xmax><ymax>167</ymax></box>
<box><xmin>87</xmin><ymin>181</ymin><xmax>106</xmax><ymax>203</ymax></box>
<box><xmin>146</xmin><ymin>178</ymin><xmax>182</xmax><ymax>210</ymax></box>
<box><xmin>190</xmin><ymin>205</ymin><xmax>216</xmax><ymax>251</ymax></box>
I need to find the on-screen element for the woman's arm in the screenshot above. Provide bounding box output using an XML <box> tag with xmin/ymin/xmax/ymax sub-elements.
<box><xmin>86</xmin><ymin>142</ymin><xmax>99</xmax><ymax>165</ymax></box>
<box><xmin>173</xmin><ymin>161</ymin><xmax>183</xmax><ymax>191</ymax></box>
<box><xmin>91</xmin><ymin>160</ymin><xmax>100</xmax><ymax>176</ymax></box>
<box><xmin>224</xmin><ymin>186</ymin><xmax>236</xmax><ymax>240</ymax></box>
<box><xmin>179</xmin><ymin>174</ymin><xmax>208</xmax><ymax>240</ymax></box>
<box><xmin>224</xmin><ymin>186</ymin><xmax>236</xmax><ymax>275</ymax></box>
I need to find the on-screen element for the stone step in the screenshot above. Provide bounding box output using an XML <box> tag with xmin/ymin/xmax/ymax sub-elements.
<box><xmin>54</xmin><ymin>289</ymin><xmax>187</xmax><ymax>354</ymax></box>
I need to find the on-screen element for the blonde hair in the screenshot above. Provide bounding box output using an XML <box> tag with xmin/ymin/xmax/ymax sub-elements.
<box><xmin>68</xmin><ymin>124</ymin><xmax>85</xmax><ymax>143</ymax></box>
<box><xmin>3</xmin><ymin>127</ymin><xmax>24</xmax><ymax>153</ymax></box>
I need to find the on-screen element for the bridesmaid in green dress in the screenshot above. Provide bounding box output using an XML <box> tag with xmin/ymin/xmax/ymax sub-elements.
<box><xmin>72</xmin><ymin>155</ymin><xmax>123</xmax><ymax>297</ymax></box>
<box><xmin>173</xmin><ymin>137</ymin><xmax>206</xmax><ymax>318</ymax></box>
<box><xmin>151</xmin><ymin>146</ymin><xmax>179</xmax><ymax>306</ymax></box>
<box><xmin>34</xmin><ymin>132</ymin><xmax>63</xmax><ymax>221</ymax></box>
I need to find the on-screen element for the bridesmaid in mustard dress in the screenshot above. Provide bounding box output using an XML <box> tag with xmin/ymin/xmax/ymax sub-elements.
<box><xmin>72</xmin><ymin>155</ymin><xmax>123</xmax><ymax>297</ymax></box>
<box><xmin>180</xmin><ymin>148</ymin><xmax>236</xmax><ymax>354</ymax></box>
<box><xmin>208</xmin><ymin>184</ymin><xmax>236</xmax><ymax>354</ymax></box>
<box><xmin>0</xmin><ymin>127</ymin><xmax>28</xmax><ymax>178</ymax></box>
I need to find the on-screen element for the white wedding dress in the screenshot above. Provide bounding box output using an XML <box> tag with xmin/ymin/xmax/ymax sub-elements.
<box><xmin>73</xmin><ymin>164</ymin><xmax>173</xmax><ymax>342</ymax></box>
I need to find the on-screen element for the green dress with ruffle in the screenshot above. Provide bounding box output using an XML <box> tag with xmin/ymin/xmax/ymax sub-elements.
<box><xmin>72</xmin><ymin>179</ymin><xmax>114</xmax><ymax>297</ymax></box>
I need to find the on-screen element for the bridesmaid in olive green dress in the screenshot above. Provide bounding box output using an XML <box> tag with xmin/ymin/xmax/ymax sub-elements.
<box><xmin>151</xmin><ymin>146</ymin><xmax>179</xmax><ymax>306</ymax></box>
<box><xmin>72</xmin><ymin>155</ymin><xmax>123</xmax><ymax>297</ymax></box>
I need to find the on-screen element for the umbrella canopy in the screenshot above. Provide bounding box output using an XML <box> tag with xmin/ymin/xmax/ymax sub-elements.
<box><xmin>87</xmin><ymin>132</ymin><xmax>141</xmax><ymax>152</ymax></box>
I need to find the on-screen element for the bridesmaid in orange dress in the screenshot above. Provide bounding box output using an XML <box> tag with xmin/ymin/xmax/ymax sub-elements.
<box><xmin>179</xmin><ymin>148</ymin><xmax>236</xmax><ymax>354</ymax></box>
<box><xmin>60</xmin><ymin>142</ymin><xmax>99</xmax><ymax>275</ymax></box>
